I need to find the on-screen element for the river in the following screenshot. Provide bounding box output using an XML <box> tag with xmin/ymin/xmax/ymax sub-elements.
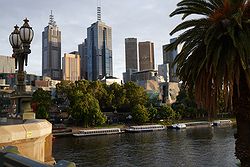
<box><xmin>52</xmin><ymin>126</ymin><xmax>238</xmax><ymax>167</ymax></box>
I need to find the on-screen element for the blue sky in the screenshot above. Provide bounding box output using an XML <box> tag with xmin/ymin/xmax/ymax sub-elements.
<box><xmin>0</xmin><ymin>0</ymin><xmax>182</xmax><ymax>79</ymax></box>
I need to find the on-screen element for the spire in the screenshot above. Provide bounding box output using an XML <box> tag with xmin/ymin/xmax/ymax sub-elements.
<box><xmin>97</xmin><ymin>0</ymin><xmax>101</xmax><ymax>21</ymax></box>
<box><xmin>49</xmin><ymin>10</ymin><xmax>57</xmax><ymax>26</ymax></box>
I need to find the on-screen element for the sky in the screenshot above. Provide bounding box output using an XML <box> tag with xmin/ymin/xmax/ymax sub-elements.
<box><xmin>0</xmin><ymin>0</ymin><xmax>182</xmax><ymax>79</ymax></box>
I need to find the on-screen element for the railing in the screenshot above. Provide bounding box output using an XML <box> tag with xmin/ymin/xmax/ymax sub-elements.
<box><xmin>0</xmin><ymin>146</ymin><xmax>75</xmax><ymax>167</ymax></box>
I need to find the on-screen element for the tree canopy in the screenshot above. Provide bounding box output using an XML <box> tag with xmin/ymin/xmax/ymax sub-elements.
<box><xmin>167</xmin><ymin>0</ymin><xmax>250</xmax><ymax>165</ymax></box>
<box><xmin>166</xmin><ymin>0</ymin><xmax>250</xmax><ymax>118</ymax></box>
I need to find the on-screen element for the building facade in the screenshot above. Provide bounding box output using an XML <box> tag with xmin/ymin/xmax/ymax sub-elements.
<box><xmin>62</xmin><ymin>52</ymin><xmax>81</xmax><ymax>82</ymax></box>
<box><xmin>0</xmin><ymin>55</ymin><xmax>15</xmax><ymax>74</ymax></box>
<box><xmin>125</xmin><ymin>38</ymin><xmax>138</xmax><ymax>70</ymax></box>
<box><xmin>78</xmin><ymin>39</ymin><xmax>88</xmax><ymax>80</ymax></box>
<box><xmin>139</xmin><ymin>41</ymin><xmax>155</xmax><ymax>71</ymax></box>
<box><xmin>163</xmin><ymin>38</ymin><xmax>181</xmax><ymax>82</ymax></box>
<box><xmin>42</xmin><ymin>12</ymin><xmax>62</xmax><ymax>80</ymax></box>
<box><xmin>86</xmin><ymin>20</ymin><xmax>112</xmax><ymax>81</ymax></box>
<box><xmin>123</xmin><ymin>38</ymin><xmax>138</xmax><ymax>83</ymax></box>
<box><xmin>158</xmin><ymin>64</ymin><xmax>169</xmax><ymax>82</ymax></box>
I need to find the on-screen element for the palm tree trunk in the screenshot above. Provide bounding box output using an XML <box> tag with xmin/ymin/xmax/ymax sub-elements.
<box><xmin>233</xmin><ymin>70</ymin><xmax>250</xmax><ymax>167</ymax></box>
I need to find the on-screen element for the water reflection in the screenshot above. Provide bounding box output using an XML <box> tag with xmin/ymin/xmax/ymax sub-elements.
<box><xmin>53</xmin><ymin>127</ymin><xmax>238</xmax><ymax>167</ymax></box>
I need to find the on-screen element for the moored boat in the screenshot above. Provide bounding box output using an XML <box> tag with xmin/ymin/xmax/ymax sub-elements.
<box><xmin>168</xmin><ymin>123</ymin><xmax>187</xmax><ymax>129</ymax></box>
<box><xmin>176</xmin><ymin>123</ymin><xmax>187</xmax><ymax>129</ymax></box>
<box><xmin>73</xmin><ymin>128</ymin><xmax>122</xmax><ymax>137</ymax></box>
<box><xmin>125</xmin><ymin>124</ymin><xmax>166</xmax><ymax>132</ymax></box>
<box><xmin>212</xmin><ymin>120</ymin><xmax>232</xmax><ymax>126</ymax></box>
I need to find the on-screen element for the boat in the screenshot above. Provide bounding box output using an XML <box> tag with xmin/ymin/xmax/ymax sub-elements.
<box><xmin>73</xmin><ymin>128</ymin><xmax>122</xmax><ymax>137</ymax></box>
<box><xmin>212</xmin><ymin>120</ymin><xmax>232</xmax><ymax>126</ymax></box>
<box><xmin>168</xmin><ymin>123</ymin><xmax>187</xmax><ymax>129</ymax></box>
<box><xmin>125</xmin><ymin>124</ymin><xmax>166</xmax><ymax>132</ymax></box>
<box><xmin>175</xmin><ymin>123</ymin><xmax>187</xmax><ymax>129</ymax></box>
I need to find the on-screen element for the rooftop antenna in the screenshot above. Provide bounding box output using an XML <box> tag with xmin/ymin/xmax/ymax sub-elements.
<box><xmin>97</xmin><ymin>0</ymin><xmax>101</xmax><ymax>21</ymax></box>
<box><xmin>49</xmin><ymin>10</ymin><xmax>57</xmax><ymax>26</ymax></box>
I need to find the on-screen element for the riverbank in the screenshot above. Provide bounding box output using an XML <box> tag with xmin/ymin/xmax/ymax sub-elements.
<box><xmin>52</xmin><ymin>118</ymin><xmax>236</xmax><ymax>136</ymax></box>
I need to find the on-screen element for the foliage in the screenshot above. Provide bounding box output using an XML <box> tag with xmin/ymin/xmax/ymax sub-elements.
<box><xmin>109</xmin><ymin>83</ymin><xmax>126</xmax><ymax>111</ymax></box>
<box><xmin>36</xmin><ymin>105</ymin><xmax>49</xmax><ymax>119</ymax></box>
<box><xmin>148</xmin><ymin>104</ymin><xmax>158</xmax><ymax>121</ymax></box>
<box><xmin>131</xmin><ymin>104</ymin><xmax>149</xmax><ymax>124</ymax></box>
<box><xmin>56</xmin><ymin>80</ymin><xmax>151</xmax><ymax>125</ymax></box>
<box><xmin>32</xmin><ymin>88</ymin><xmax>52</xmax><ymax>119</ymax></box>
<box><xmin>166</xmin><ymin>0</ymin><xmax>250</xmax><ymax>118</ymax></box>
<box><xmin>71</xmin><ymin>93</ymin><xmax>106</xmax><ymax>127</ymax></box>
<box><xmin>124</xmin><ymin>82</ymin><xmax>148</xmax><ymax>109</ymax></box>
<box><xmin>172</xmin><ymin>87</ymin><xmax>207</xmax><ymax>119</ymax></box>
<box><xmin>158</xmin><ymin>105</ymin><xmax>176</xmax><ymax>121</ymax></box>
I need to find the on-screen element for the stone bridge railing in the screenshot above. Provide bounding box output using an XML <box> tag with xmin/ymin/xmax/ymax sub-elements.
<box><xmin>0</xmin><ymin>146</ymin><xmax>75</xmax><ymax>167</ymax></box>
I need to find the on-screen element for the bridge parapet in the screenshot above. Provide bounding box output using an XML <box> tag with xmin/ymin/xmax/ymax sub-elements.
<box><xmin>0</xmin><ymin>146</ymin><xmax>76</xmax><ymax>167</ymax></box>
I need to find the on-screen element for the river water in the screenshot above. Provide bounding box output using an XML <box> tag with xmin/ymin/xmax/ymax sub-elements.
<box><xmin>52</xmin><ymin>127</ymin><xmax>238</xmax><ymax>167</ymax></box>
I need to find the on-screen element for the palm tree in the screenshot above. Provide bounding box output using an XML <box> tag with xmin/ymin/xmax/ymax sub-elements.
<box><xmin>166</xmin><ymin>0</ymin><xmax>250</xmax><ymax>166</ymax></box>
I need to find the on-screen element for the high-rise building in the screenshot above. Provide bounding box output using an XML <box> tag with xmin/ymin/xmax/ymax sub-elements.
<box><xmin>62</xmin><ymin>51</ymin><xmax>81</xmax><ymax>82</ymax></box>
<box><xmin>42</xmin><ymin>11</ymin><xmax>62</xmax><ymax>80</ymax></box>
<box><xmin>86</xmin><ymin>7</ymin><xmax>112</xmax><ymax>81</ymax></box>
<box><xmin>123</xmin><ymin>38</ymin><xmax>138</xmax><ymax>83</ymax></box>
<box><xmin>139</xmin><ymin>41</ymin><xmax>155</xmax><ymax>71</ymax></box>
<box><xmin>78</xmin><ymin>39</ymin><xmax>88</xmax><ymax>79</ymax></box>
<box><xmin>162</xmin><ymin>38</ymin><xmax>181</xmax><ymax>82</ymax></box>
<box><xmin>125</xmin><ymin>38</ymin><xmax>138</xmax><ymax>70</ymax></box>
<box><xmin>0</xmin><ymin>55</ymin><xmax>15</xmax><ymax>73</ymax></box>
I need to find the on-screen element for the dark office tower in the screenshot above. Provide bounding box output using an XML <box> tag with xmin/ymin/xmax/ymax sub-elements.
<box><xmin>78</xmin><ymin>39</ymin><xmax>88</xmax><ymax>79</ymax></box>
<box><xmin>86</xmin><ymin>6</ymin><xmax>112</xmax><ymax>81</ymax></box>
<box><xmin>139</xmin><ymin>41</ymin><xmax>155</xmax><ymax>71</ymax></box>
<box><xmin>125</xmin><ymin>38</ymin><xmax>138</xmax><ymax>70</ymax></box>
<box><xmin>123</xmin><ymin>38</ymin><xmax>138</xmax><ymax>83</ymax></box>
<box><xmin>42</xmin><ymin>11</ymin><xmax>62</xmax><ymax>80</ymax></box>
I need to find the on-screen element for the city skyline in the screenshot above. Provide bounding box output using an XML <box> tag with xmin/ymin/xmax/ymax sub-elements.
<box><xmin>0</xmin><ymin>0</ymin><xmax>181</xmax><ymax>79</ymax></box>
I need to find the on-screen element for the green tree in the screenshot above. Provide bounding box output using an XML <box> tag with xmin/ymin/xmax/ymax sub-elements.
<box><xmin>56</xmin><ymin>80</ymin><xmax>74</xmax><ymax>106</ymax></box>
<box><xmin>131</xmin><ymin>104</ymin><xmax>149</xmax><ymax>124</ymax></box>
<box><xmin>32</xmin><ymin>88</ymin><xmax>52</xmax><ymax>119</ymax></box>
<box><xmin>172</xmin><ymin>87</ymin><xmax>206</xmax><ymax>119</ymax></box>
<box><xmin>124</xmin><ymin>82</ymin><xmax>148</xmax><ymax>110</ymax></box>
<box><xmin>167</xmin><ymin>0</ymin><xmax>250</xmax><ymax>165</ymax></box>
<box><xmin>36</xmin><ymin>105</ymin><xmax>49</xmax><ymax>119</ymax></box>
<box><xmin>158</xmin><ymin>105</ymin><xmax>176</xmax><ymax>121</ymax></box>
<box><xmin>148</xmin><ymin>104</ymin><xmax>158</xmax><ymax>121</ymax></box>
<box><xmin>109</xmin><ymin>83</ymin><xmax>126</xmax><ymax>112</ymax></box>
<box><xmin>71</xmin><ymin>93</ymin><xmax>106</xmax><ymax>127</ymax></box>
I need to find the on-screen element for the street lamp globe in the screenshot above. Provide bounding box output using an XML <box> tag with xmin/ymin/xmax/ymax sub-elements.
<box><xmin>19</xmin><ymin>18</ymin><xmax>34</xmax><ymax>44</ymax></box>
<box><xmin>9</xmin><ymin>25</ymin><xmax>22</xmax><ymax>49</ymax></box>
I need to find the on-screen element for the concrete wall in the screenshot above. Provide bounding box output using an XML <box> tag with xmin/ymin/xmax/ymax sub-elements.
<box><xmin>0</xmin><ymin>119</ymin><xmax>53</xmax><ymax>163</ymax></box>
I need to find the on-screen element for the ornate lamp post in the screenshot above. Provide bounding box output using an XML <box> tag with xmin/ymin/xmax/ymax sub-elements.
<box><xmin>9</xmin><ymin>18</ymin><xmax>34</xmax><ymax>94</ymax></box>
<box><xmin>9</xmin><ymin>18</ymin><xmax>34</xmax><ymax>119</ymax></box>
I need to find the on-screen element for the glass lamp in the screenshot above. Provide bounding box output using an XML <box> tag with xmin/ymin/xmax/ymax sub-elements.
<box><xmin>9</xmin><ymin>25</ymin><xmax>22</xmax><ymax>49</ymax></box>
<box><xmin>19</xmin><ymin>18</ymin><xmax>34</xmax><ymax>44</ymax></box>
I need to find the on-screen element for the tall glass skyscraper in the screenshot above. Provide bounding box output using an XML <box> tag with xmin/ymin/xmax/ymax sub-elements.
<box><xmin>86</xmin><ymin>8</ymin><xmax>112</xmax><ymax>81</ymax></box>
<box><xmin>42</xmin><ymin>11</ymin><xmax>62</xmax><ymax>80</ymax></box>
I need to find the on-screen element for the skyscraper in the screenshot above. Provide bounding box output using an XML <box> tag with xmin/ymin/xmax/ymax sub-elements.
<box><xmin>125</xmin><ymin>38</ymin><xmax>138</xmax><ymax>71</ymax></box>
<box><xmin>78</xmin><ymin>39</ymin><xmax>88</xmax><ymax>79</ymax></box>
<box><xmin>139</xmin><ymin>41</ymin><xmax>155</xmax><ymax>71</ymax></box>
<box><xmin>86</xmin><ymin>7</ymin><xmax>112</xmax><ymax>81</ymax></box>
<box><xmin>123</xmin><ymin>38</ymin><xmax>138</xmax><ymax>83</ymax></box>
<box><xmin>42</xmin><ymin>11</ymin><xmax>62</xmax><ymax>80</ymax></box>
<box><xmin>62</xmin><ymin>52</ymin><xmax>81</xmax><ymax>82</ymax></box>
